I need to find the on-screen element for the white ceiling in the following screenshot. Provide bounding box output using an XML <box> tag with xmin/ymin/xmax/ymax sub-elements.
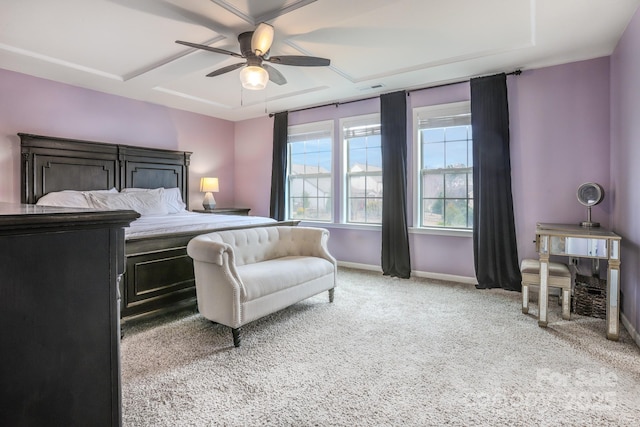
<box><xmin>1</xmin><ymin>0</ymin><xmax>638</xmax><ymax>122</ymax></box>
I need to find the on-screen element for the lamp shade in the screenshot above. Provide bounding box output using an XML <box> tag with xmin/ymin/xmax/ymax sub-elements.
<box><xmin>251</xmin><ymin>23</ymin><xmax>274</xmax><ymax>56</ymax></box>
<box><xmin>200</xmin><ymin>177</ymin><xmax>219</xmax><ymax>193</ymax></box>
<box><xmin>239</xmin><ymin>66</ymin><xmax>268</xmax><ymax>90</ymax></box>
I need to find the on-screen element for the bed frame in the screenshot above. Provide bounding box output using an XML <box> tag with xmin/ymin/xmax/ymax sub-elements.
<box><xmin>20</xmin><ymin>133</ymin><xmax>292</xmax><ymax>321</ymax></box>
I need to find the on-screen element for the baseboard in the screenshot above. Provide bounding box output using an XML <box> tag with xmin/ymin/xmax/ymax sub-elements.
<box><xmin>621</xmin><ymin>313</ymin><xmax>640</xmax><ymax>348</ymax></box>
<box><xmin>336</xmin><ymin>261</ymin><xmax>478</xmax><ymax>285</ymax></box>
<box><xmin>411</xmin><ymin>270</ymin><xmax>478</xmax><ymax>285</ymax></box>
<box><xmin>337</xmin><ymin>261</ymin><xmax>382</xmax><ymax>272</ymax></box>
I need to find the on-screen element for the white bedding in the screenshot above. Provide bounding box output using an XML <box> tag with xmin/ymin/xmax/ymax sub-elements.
<box><xmin>35</xmin><ymin>188</ymin><xmax>277</xmax><ymax>239</ymax></box>
<box><xmin>125</xmin><ymin>211</ymin><xmax>277</xmax><ymax>240</ymax></box>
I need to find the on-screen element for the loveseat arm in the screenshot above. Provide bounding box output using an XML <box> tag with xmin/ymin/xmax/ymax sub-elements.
<box><xmin>286</xmin><ymin>227</ymin><xmax>336</xmax><ymax>266</ymax></box>
<box><xmin>187</xmin><ymin>236</ymin><xmax>244</xmax><ymax>285</ymax></box>
<box><xmin>187</xmin><ymin>237</ymin><xmax>232</xmax><ymax>266</ymax></box>
<box><xmin>187</xmin><ymin>235</ymin><xmax>246</xmax><ymax>324</ymax></box>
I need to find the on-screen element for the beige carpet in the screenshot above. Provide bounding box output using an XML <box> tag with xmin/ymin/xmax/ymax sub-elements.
<box><xmin>121</xmin><ymin>267</ymin><xmax>640</xmax><ymax>426</ymax></box>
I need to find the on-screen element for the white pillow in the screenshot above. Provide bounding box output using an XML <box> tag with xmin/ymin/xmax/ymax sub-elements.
<box><xmin>121</xmin><ymin>188</ymin><xmax>151</xmax><ymax>192</ymax></box>
<box><xmin>36</xmin><ymin>188</ymin><xmax>118</xmax><ymax>208</ymax></box>
<box><xmin>88</xmin><ymin>188</ymin><xmax>169</xmax><ymax>216</ymax></box>
<box><xmin>121</xmin><ymin>187</ymin><xmax>186</xmax><ymax>214</ymax></box>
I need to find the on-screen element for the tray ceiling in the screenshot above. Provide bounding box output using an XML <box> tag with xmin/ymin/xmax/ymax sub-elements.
<box><xmin>1</xmin><ymin>0</ymin><xmax>638</xmax><ymax>121</ymax></box>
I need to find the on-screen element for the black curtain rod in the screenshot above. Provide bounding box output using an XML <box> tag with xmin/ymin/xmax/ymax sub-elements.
<box><xmin>268</xmin><ymin>69</ymin><xmax>522</xmax><ymax>117</ymax></box>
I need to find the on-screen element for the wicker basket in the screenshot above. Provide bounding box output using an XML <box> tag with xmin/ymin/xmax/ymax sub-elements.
<box><xmin>572</xmin><ymin>273</ymin><xmax>607</xmax><ymax>318</ymax></box>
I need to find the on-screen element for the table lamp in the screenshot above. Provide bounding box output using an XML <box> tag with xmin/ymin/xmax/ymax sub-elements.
<box><xmin>200</xmin><ymin>177</ymin><xmax>219</xmax><ymax>210</ymax></box>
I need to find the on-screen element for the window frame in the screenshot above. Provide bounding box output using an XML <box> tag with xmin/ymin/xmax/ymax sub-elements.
<box><xmin>340</xmin><ymin>113</ymin><xmax>383</xmax><ymax>225</ymax></box>
<box><xmin>413</xmin><ymin>101</ymin><xmax>473</xmax><ymax>233</ymax></box>
<box><xmin>286</xmin><ymin>120</ymin><xmax>334</xmax><ymax>223</ymax></box>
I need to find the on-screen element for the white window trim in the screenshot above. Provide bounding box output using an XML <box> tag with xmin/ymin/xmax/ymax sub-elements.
<box><xmin>300</xmin><ymin>220</ymin><xmax>381</xmax><ymax>231</ymax></box>
<box><xmin>413</xmin><ymin>101</ymin><xmax>472</xmax><ymax>231</ymax></box>
<box><xmin>286</xmin><ymin>119</ymin><xmax>335</xmax><ymax>223</ymax></box>
<box><xmin>340</xmin><ymin>113</ymin><xmax>382</xmax><ymax>225</ymax></box>
<box><xmin>409</xmin><ymin>226</ymin><xmax>473</xmax><ymax>238</ymax></box>
<box><xmin>288</xmin><ymin>120</ymin><xmax>335</xmax><ymax>137</ymax></box>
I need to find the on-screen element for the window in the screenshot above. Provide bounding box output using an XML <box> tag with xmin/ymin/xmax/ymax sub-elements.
<box><xmin>287</xmin><ymin>121</ymin><xmax>333</xmax><ymax>221</ymax></box>
<box><xmin>342</xmin><ymin>115</ymin><xmax>382</xmax><ymax>224</ymax></box>
<box><xmin>415</xmin><ymin>102</ymin><xmax>472</xmax><ymax>229</ymax></box>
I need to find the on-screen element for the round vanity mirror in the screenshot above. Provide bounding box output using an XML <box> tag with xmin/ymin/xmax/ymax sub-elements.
<box><xmin>577</xmin><ymin>182</ymin><xmax>604</xmax><ymax>227</ymax></box>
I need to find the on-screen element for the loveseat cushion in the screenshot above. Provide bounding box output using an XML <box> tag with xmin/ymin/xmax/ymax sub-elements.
<box><xmin>238</xmin><ymin>256</ymin><xmax>335</xmax><ymax>301</ymax></box>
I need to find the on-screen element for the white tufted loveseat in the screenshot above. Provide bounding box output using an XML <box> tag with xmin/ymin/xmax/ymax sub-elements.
<box><xmin>186</xmin><ymin>226</ymin><xmax>337</xmax><ymax>347</ymax></box>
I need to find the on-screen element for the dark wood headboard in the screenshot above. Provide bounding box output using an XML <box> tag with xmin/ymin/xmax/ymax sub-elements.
<box><xmin>20</xmin><ymin>133</ymin><xmax>192</xmax><ymax>205</ymax></box>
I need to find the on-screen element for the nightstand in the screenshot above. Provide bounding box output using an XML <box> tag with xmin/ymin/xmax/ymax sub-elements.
<box><xmin>192</xmin><ymin>208</ymin><xmax>250</xmax><ymax>216</ymax></box>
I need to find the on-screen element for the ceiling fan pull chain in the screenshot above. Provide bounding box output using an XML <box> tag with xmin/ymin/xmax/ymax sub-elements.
<box><xmin>264</xmin><ymin>90</ymin><xmax>268</xmax><ymax>114</ymax></box>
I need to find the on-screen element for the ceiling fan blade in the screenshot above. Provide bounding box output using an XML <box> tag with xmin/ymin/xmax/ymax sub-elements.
<box><xmin>206</xmin><ymin>62</ymin><xmax>246</xmax><ymax>77</ymax></box>
<box><xmin>252</xmin><ymin>23</ymin><xmax>274</xmax><ymax>56</ymax></box>
<box><xmin>267</xmin><ymin>55</ymin><xmax>330</xmax><ymax>66</ymax></box>
<box><xmin>175</xmin><ymin>40</ymin><xmax>243</xmax><ymax>58</ymax></box>
<box><xmin>263</xmin><ymin>64</ymin><xmax>287</xmax><ymax>85</ymax></box>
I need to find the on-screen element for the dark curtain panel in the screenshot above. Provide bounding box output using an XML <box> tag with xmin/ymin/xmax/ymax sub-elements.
<box><xmin>380</xmin><ymin>91</ymin><xmax>411</xmax><ymax>278</ymax></box>
<box><xmin>471</xmin><ymin>74</ymin><xmax>521</xmax><ymax>290</ymax></box>
<box><xmin>270</xmin><ymin>111</ymin><xmax>288</xmax><ymax>221</ymax></box>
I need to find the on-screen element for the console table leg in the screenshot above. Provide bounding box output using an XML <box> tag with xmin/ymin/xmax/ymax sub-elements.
<box><xmin>607</xmin><ymin>256</ymin><xmax>621</xmax><ymax>341</ymax></box>
<box><xmin>538</xmin><ymin>256</ymin><xmax>549</xmax><ymax>328</ymax></box>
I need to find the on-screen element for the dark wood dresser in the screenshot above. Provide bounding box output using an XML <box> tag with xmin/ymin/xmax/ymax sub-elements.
<box><xmin>0</xmin><ymin>203</ymin><xmax>139</xmax><ymax>426</ymax></box>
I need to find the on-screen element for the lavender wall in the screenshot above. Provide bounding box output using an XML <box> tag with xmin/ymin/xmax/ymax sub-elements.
<box><xmin>1</xmin><ymin>34</ymin><xmax>635</xmax><ymax>334</ymax></box>
<box><xmin>234</xmin><ymin>59</ymin><xmax>612</xmax><ymax>279</ymax></box>
<box><xmin>0</xmin><ymin>68</ymin><xmax>235</xmax><ymax>210</ymax></box>
<box><xmin>407</xmin><ymin>84</ymin><xmax>475</xmax><ymax>277</ymax></box>
<box><xmin>510</xmin><ymin>58</ymin><xmax>612</xmax><ymax>260</ymax></box>
<box><xmin>231</xmin><ymin>98</ymin><xmax>388</xmax><ymax>265</ymax></box>
<box><xmin>611</xmin><ymin>7</ymin><xmax>640</xmax><ymax>338</ymax></box>
<box><xmin>0</xmin><ymin>56</ymin><xmax>616</xmax><ymax>282</ymax></box>
<box><xmin>234</xmin><ymin>115</ymin><xmax>274</xmax><ymax>217</ymax></box>
<box><xmin>288</xmin><ymin>99</ymin><xmax>387</xmax><ymax>268</ymax></box>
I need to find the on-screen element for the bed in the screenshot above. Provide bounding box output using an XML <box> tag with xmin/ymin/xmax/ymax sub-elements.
<box><xmin>19</xmin><ymin>133</ymin><xmax>295</xmax><ymax>320</ymax></box>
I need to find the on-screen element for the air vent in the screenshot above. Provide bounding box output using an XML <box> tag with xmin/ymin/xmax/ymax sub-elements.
<box><xmin>358</xmin><ymin>84</ymin><xmax>385</xmax><ymax>91</ymax></box>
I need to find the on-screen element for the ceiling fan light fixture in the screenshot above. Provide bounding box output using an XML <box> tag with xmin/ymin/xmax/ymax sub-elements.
<box><xmin>252</xmin><ymin>23</ymin><xmax>274</xmax><ymax>56</ymax></box>
<box><xmin>240</xmin><ymin>65</ymin><xmax>268</xmax><ymax>90</ymax></box>
<box><xmin>178</xmin><ymin>22</ymin><xmax>328</xmax><ymax>88</ymax></box>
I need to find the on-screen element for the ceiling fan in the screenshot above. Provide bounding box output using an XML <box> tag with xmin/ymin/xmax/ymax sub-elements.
<box><xmin>175</xmin><ymin>23</ymin><xmax>330</xmax><ymax>90</ymax></box>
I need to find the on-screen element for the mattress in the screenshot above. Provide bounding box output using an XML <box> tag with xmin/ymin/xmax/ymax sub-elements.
<box><xmin>125</xmin><ymin>211</ymin><xmax>276</xmax><ymax>240</ymax></box>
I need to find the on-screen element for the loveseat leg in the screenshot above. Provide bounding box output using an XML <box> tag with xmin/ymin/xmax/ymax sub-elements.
<box><xmin>232</xmin><ymin>328</ymin><xmax>241</xmax><ymax>347</ymax></box>
<box><xmin>328</xmin><ymin>288</ymin><xmax>335</xmax><ymax>303</ymax></box>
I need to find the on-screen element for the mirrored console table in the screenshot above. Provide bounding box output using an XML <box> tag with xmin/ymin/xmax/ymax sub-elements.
<box><xmin>536</xmin><ymin>223</ymin><xmax>622</xmax><ymax>340</ymax></box>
